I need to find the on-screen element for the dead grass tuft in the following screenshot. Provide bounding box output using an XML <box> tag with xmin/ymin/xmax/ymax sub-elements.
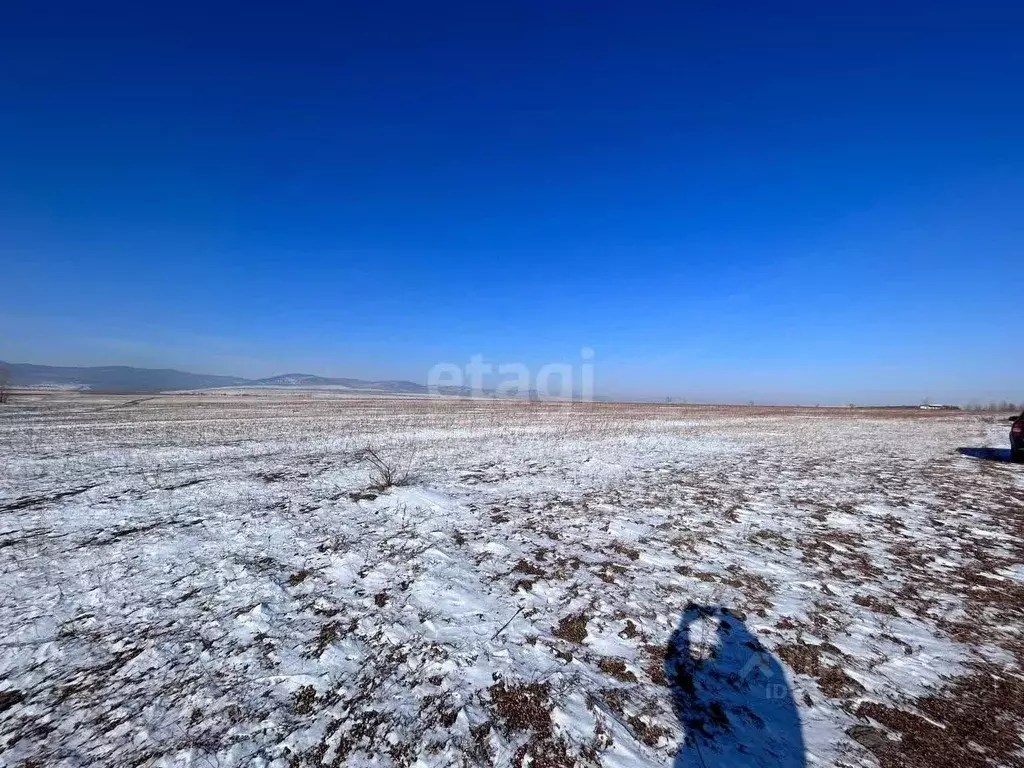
<box><xmin>853</xmin><ymin>664</ymin><xmax>1024</xmax><ymax>767</ymax></box>
<box><xmin>619</xmin><ymin>620</ymin><xmax>640</xmax><ymax>639</ymax></box>
<box><xmin>627</xmin><ymin>713</ymin><xmax>670</xmax><ymax>747</ymax></box>
<box><xmin>292</xmin><ymin>685</ymin><xmax>317</xmax><ymax>715</ymax></box>
<box><xmin>853</xmin><ymin>593</ymin><xmax>899</xmax><ymax>616</ymax></box>
<box><xmin>597</xmin><ymin>657</ymin><xmax>638</xmax><ymax>683</ymax></box>
<box><xmin>552</xmin><ymin>613</ymin><xmax>588</xmax><ymax>644</ymax></box>
<box><xmin>512</xmin><ymin>559</ymin><xmax>545</xmax><ymax>577</ymax></box>
<box><xmin>489</xmin><ymin>680</ymin><xmax>553</xmax><ymax>733</ymax></box>
<box><xmin>776</xmin><ymin>642</ymin><xmax>864</xmax><ymax>698</ymax></box>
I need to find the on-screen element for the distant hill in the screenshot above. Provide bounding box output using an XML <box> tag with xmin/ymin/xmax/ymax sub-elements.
<box><xmin>0</xmin><ymin>362</ymin><xmax>430</xmax><ymax>394</ymax></box>
<box><xmin>250</xmin><ymin>373</ymin><xmax>428</xmax><ymax>393</ymax></box>
<box><xmin>0</xmin><ymin>362</ymin><xmax>553</xmax><ymax>397</ymax></box>
<box><xmin>0</xmin><ymin>362</ymin><xmax>249</xmax><ymax>392</ymax></box>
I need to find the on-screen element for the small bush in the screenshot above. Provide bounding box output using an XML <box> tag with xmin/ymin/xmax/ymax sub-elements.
<box><xmin>362</xmin><ymin>446</ymin><xmax>412</xmax><ymax>491</ymax></box>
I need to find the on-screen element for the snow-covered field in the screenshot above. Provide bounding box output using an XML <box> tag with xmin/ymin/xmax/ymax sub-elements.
<box><xmin>1</xmin><ymin>393</ymin><xmax>1022</xmax><ymax>767</ymax></box>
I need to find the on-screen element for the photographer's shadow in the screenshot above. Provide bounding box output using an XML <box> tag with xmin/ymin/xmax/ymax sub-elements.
<box><xmin>665</xmin><ymin>604</ymin><xmax>806</xmax><ymax>767</ymax></box>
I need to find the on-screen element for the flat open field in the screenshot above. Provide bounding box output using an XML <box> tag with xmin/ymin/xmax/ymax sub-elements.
<box><xmin>1</xmin><ymin>394</ymin><xmax>1022</xmax><ymax>767</ymax></box>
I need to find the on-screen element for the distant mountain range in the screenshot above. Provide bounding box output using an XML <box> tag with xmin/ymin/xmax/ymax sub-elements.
<box><xmin>0</xmin><ymin>361</ymin><xmax>437</xmax><ymax>394</ymax></box>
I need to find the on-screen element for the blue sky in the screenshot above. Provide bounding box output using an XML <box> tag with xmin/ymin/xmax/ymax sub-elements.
<box><xmin>1</xmin><ymin>1</ymin><xmax>1022</xmax><ymax>403</ymax></box>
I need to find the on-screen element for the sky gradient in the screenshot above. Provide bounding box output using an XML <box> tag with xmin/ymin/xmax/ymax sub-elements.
<box><xmin>2</xmin><ymin>1</ymin><xmax>1022</xmax><ymax>403</ymax></box>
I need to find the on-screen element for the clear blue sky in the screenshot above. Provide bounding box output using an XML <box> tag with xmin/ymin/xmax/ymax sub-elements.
<box><xmin>2</xmin><ymin>1</ymin><xmax>1022</xmax><ymax>403</ymax></box>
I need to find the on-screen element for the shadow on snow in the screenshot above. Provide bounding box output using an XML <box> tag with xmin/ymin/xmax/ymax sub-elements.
<box><xmin>665</xmin><ymin>604</ymin><xmax>806</xmax><ymax>767</ymax></box>
<box><xmin>956</xmin><ymin>447</ymin><xmax>1019</xmax><ymax>464</ymax></box>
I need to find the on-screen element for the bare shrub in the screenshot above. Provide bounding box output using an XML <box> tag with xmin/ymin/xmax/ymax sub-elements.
<box><xmin>362</xmin><ymin>446</ymin><xmax>412</xmax><ymax>491</ymax></box>
<box><xmin>0</xmin><ymin>366</ymin><xmax>10</xmax><ymax>404</ymax></box>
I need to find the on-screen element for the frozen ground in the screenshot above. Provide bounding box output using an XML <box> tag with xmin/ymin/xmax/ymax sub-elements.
<box><xmin>1</xmin><ymin>394</ymin><xmax>1022</xmax><ymax>767</ymax></box>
